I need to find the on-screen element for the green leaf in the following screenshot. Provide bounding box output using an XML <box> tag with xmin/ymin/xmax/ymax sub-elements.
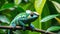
<box><xmin>41</xmin><ymin>3</ymin><xmax>51</xmax><ymax>30</ymax></box>
<box><xmin>34</xmin><ymin>0</ymin><xmax>46</xmax><ymax>15</ymax></box>
<box><xmin>51</xmin><ymin>1</ymin><xmax>60</xmax><ymax>13</ymax></box>
<box><xmin>0</xmin><ymin>29</ymin><xmax>5</xmax><ymax>34</ymax></box>
<box><xmin>47</xmin><ymin>26</ymin><xmax>60</xmax><ymax>32</ymax></box>
<box><xmin>14</xmin><ymin>30</ymin><xmax>22</xmax><ymax>34</ymax></box>
<box><xmin>14</xmin><ymin>0</ymin><xmax>22</xmax><ymax>5</ymax></box>
<box><xmin>0</xmin><ymin>3</ymin><xmax>14</xmax><ymax>11</ymax></box>
<box><xmin>34</xmin><ymin>0</ymin><xmax>46</xmax><ymax>34</ymax></box>
<box><xmin>40</xmin><ymin>14</ymin><xmax>59</xmax><ymax>22</ymax></box>
<box><xmin>0</xmin><ymin>15</ymin><xmax>10</xmax><ymax>24</ymax></box>
<box><xmin>0</xmin><ymin>6</ymin><xmax>25</xmax><ymax>21</ymax></box>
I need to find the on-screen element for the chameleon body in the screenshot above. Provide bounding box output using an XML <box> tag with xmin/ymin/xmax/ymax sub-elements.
<box><xmin>8</xmin><ymin>11</ymin><xmax>39</xmax><ymax>34</ymax></box>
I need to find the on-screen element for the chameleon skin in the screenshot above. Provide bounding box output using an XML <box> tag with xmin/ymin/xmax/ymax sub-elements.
<box><xmin>8</xmin><ymin>12</ymin><xmax>39</xmax><ymax>34</ymax></box>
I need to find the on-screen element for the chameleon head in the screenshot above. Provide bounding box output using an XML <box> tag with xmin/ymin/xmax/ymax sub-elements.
<box><xmin>26</xmin><ymin>10</ymin><xmax>39</xmax><ymax>16</ymax></box>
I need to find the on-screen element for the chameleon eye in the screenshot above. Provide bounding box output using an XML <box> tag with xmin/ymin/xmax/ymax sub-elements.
<box><xmin>31</xmin><ymin>15</ymin><xmax>33</xmax><ymax>17</ymax></box>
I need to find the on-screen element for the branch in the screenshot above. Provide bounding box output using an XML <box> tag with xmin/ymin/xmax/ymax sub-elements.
<box><xmin>0</xmin><ymin>26</ymin><xmax>56</xmax><ymax>34</ymax></box>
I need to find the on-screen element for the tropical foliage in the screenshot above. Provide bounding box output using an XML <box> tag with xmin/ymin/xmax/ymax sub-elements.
<box><xmin>0</xmin><ymin>0</ymin><xmax>60</xmax><ymax>34</ymax></box>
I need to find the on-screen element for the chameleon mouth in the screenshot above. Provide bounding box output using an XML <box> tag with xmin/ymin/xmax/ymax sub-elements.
<box><xmin>34</xmin><ymin>12</ymin><xmax>39</xmax><ymax>15</ymax></box>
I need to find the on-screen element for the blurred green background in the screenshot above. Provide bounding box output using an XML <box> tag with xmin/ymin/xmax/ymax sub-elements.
<box><xmin>0</xmin><ymin>0</ymin><xmax>60</xmax><ymax>34</ymax></box>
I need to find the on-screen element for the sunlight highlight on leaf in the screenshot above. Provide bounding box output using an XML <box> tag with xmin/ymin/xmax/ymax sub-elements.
<box><xmin>47</xmin><ymin>26</ymin><xmax>60</xmax><ymax>32</ymax></box>
<box><xmin>14</xmin><ymin>0</ymin><xmax>21</xmax><ymax>5</ymax></box>
<box><xmin>55</xmin><ymin>17</ymin><xmax>60</xmax><ymax>24</ymax></box>
<box><xmin>35</xmin><ymin>0</ymin><xmax>46</xmax><ymax>15</ymax></box>
<box><xmin>51</xmin><ymin>1</ymin><xmax>60</xmax><ymax>13</ymax></box>
<box><xmin>40</xmin><ymin>14</ymin><xmax>59</xmax><ymax>22</ymax></box>
<box><xmin>0</xmin><ymin>15</ymin><xmax>10</xmax><ymax>24</ymax></box>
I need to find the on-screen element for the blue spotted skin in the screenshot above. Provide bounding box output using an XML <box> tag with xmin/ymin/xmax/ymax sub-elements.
<box><xmin>8</xmin><ymin>12</ymin><xmax>39</xmax><ymax>34</ymax></box>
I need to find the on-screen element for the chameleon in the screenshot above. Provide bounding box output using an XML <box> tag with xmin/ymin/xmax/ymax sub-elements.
<box><xmin>8</xmin><ymin>10</ymin><xmax>39</xmax><ymax>34</ymax></box>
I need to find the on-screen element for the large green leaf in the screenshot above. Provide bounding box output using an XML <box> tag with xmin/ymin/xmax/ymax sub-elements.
<box><xmin>51</xmin><ymin>1</ymin><xmax>60</xmax><ymax>13</ymax></box>
<box><xmin>40</xmin><ymin>14</ymin><xmax>59</xmax><ymax>22</ymax></box>
<box><xmin>0</xmin><ymin>15</ymin><xmax>10</xmax><ymax>24</ymax></box>
<box><xmin>47</xmin><ymin>26</ymin><xmax>60</xmax><ymax>32</ymax></box>
<box><xmin>41</xmin><ymin>2</ymin><xmax>51</xmax><ymax>30</ymax></box>
<box><xmin>0</xmin><ymin>6</ymin><xmax>25</xmax><ymax>21</ymax></box>
<box><xmin>35</xmin><ymin>0</ymin><xmax>46</xmax><ymax>15</ymax></box>
<box><xmin>0</xmin><ymin>3</ymin><xmax>14</xmax><ymax>11</ymax></box>
<box><xmin>34</xmin><ymin>0</ymin><xmax>46</xmax><ymax>34</ymax></box>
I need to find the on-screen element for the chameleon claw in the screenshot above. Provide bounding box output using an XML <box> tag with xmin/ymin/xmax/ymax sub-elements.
<box><xmin>23</xmin><ymin>26</ymin><xmax>26</xmax><ymax>31</ymax></box>
<box><xmin>13</xmin><ymin>26</ymin><xmax>16</xmax><ymax>31</ymax></box>
<box><xmin>30</xmin><ymin>25</ymin><xmax>35</xmax><ymax>31</ymax></box>
<box><xmin>31</xmin><ymin>28</ymin><xmax>35</xmax><ymax>32</ymax></box>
